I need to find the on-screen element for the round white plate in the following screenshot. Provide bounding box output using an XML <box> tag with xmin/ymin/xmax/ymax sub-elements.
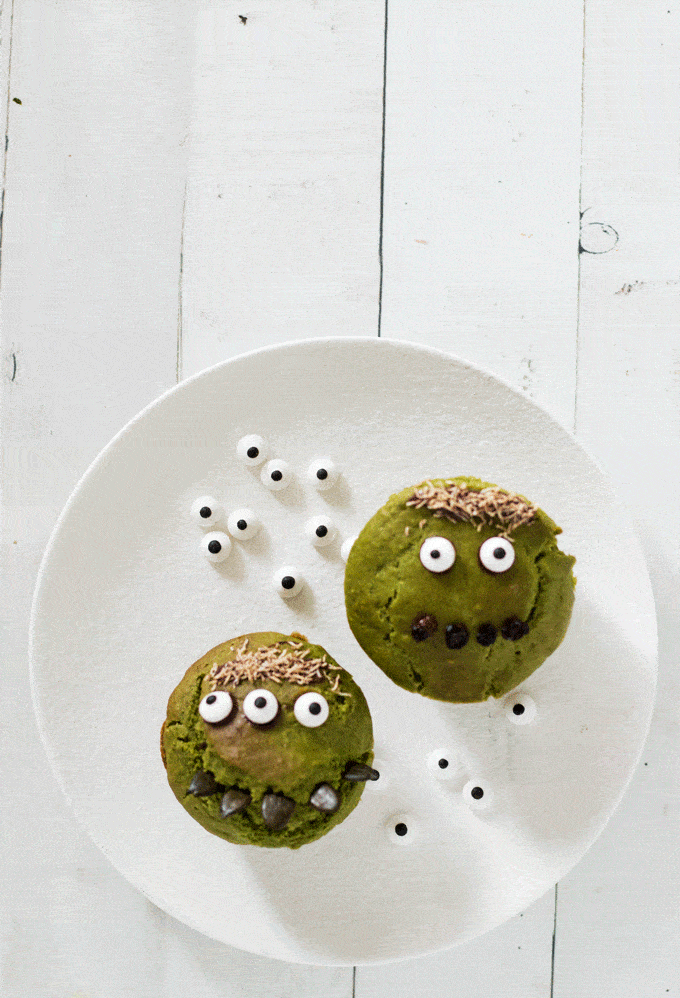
<box><xmin>30</xmin><ymin>338</ymin><xmax>657</xmax><ymax>965</ymax></box>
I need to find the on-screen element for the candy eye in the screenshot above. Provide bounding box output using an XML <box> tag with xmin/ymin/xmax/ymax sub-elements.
<box><xmin>305</xmin><ymin>515</ymin><xmax>336</xmax><ymax>548</ymax></box>
<box><xmin>504</xmin><ymin>692</ymin><xmax>537</xmax><ymax>725</ymax></box>
<box><xmin>294</xmin><ymin>691</ymin><xmax>329</xmax><ymax>727</ymax></box>
<box><xmin>307</xmin><ymin>457</ymin><xmax>338</xmax><ymax>491</ymax></box>
<box><xmin>190</xmin><ymin>495</ymin><xmax>224</xmax><ymax>528</ymax></box>
<box><xmin>427</xmin><ymin>749</ymin><xmax>457</xmax><ymax>780</ymax></box>
<box><xmin>386</xmin><ymin>813</ymin><xmax>417</xmax><ymax>844</ymax></box>
<box><xmin>273</xmin><ymin>566</ymin><xmax>305</xmax><ymax>598</ymax></box>
<box><xmin>227</xmin><ymin>508</ymin><xmax>261</xmax><ymax>540</ymax></box>
<box><xmin>419</xmin><ymin>536</ymin><xmax>455</xmax><ymax>573</ymax></box>
<box><xmin>201</xmin><ymin>531</ymin><xmax>232</xmax><ymax>563</ymax></box>
<box><xmin>261</xmin><ymin>459</ymin><xmax>292</xmax><ymax>491</ymax></box>
<box><xmin>479</xmin><ymin>536</ymin><xmax>515</xmax><ymax>573</ymax></box>
<box><xmin>462</xmin><ymin>780</ymin><xmax>492</xmax><ymax>810</ymax></box>
<box><xmin>243</xmin><ymin>689</ymin><xmax>279</xmax><ymax>724</ymax></box>
<box><xmin>198</xmin><ymin>690</ymin><xmax>234</xmax><ymax>724</ymax></box>
<box><xmin>237</xmin><ymin>434</ymin><xmax>268</xmax><ymax>466</ymax></box>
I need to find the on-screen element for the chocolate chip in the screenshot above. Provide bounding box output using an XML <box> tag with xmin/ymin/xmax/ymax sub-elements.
<box><xmin>188</xmin><ymin>770</ymin><xmax>223</xmax><ymax>796</ymax></box>
<box><xmin>445</xmin><ymin>623</ymin><xmax>469</xmax><ymax>649</ymax></box>
<box><xmin>261</xmin><ymin>793</ymin><xmax>296</xmax><ymax>830</ymax></box>
<box><xmin>220</xmin><ymin>788</ymin><xmax>251</xmax><ymax>817</ymax></box>
<box><xmin>476</xmin><ymin>623</ymin><xmax>497</xmax><ymax>646</ymax></box>
<box><xmin>344</xmin><ymin>763</ymin><xmax>380</xmax><ymax>782</ymax></box>
<box><xmin>411</xmin><ymin>614</ymin><xmax>438</xmax><ymax>641</ymax></box>
<box><xmin>501</xmin><ymin>616</ymin><xmax>530</xmax><ymax>641</ymax></box>
<box><xmin>309</xmin><ymin>783</ymin><xmax>340</xmax><ymax>813</ymax></box>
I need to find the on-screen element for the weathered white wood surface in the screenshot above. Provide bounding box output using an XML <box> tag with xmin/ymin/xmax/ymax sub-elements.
<box><xmin>0</xmin><ymin>1</ymin><xmax>677</xmax><ymax>996</ymax></box>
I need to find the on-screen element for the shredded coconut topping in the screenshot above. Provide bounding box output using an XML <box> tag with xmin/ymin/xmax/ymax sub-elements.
<box><xmin>208</xmin><ymin>637</ymin><xmax>343</xmax><ymax>692</ymax></box>
<box><xmin>406</xmin><ymin>481</ymin><xmax>536</xmax><ymax>533</ymax></box>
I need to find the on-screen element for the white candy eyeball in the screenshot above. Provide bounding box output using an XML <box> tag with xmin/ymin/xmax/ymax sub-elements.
<box><xmin>261</xmin><ymin>459</ymin><xmax>292</xmax><ymax>491</ymax></box>
<box><xmin>479</xmin><ymin>536</ymin><xmax>515</xmax><ymax>573</ymax></box>
<box><xmin>463</xmin><ymin>780</ymin><xmax>492</xmax><ymax>810</ymax></box>
<box><xmin>305</xmin><ymin>515</ymin><xmax>336</xmax><ymax>548</ymax></box>
<box><xmin>190</xmin><ymin>496</ymin><xmax>224</xmax><ymax>529</ymax></box>
<box><xmin>273</xmin><ymin>566</ymin><xmax>305</xmax><ymax>598</ymax></box>
<box><xmin>198</xmin><ymin>690</ymin><xmax>234</xmax><ymax>724</ymax></box>
<box><xmin>427</xmin><ymin>749</ymin><xmax>457</xmax><ymax>780</ymax></box>
<box><xmin>243</xmin><ymin>688</ymin><xmax>279</xmax><ymax>725</ymax></box>
<box><xmin>237</xmin><ymin>434</ymin><xmax>268</xmax><ymax>466</ymax></box>
<box><xmin>419</xmin><ymin>536</ymin><xmax>456</xmax><ymax>573</ymax></box>
<box><xmin>340</xmin><ymin>536</ymin><xmax>357</xmax><ymax>563</ymax></box>
<box><xmin>227</xmin><ymin>508</ymin><xmax>261</xmax><ymax>541</ymax></box>
<box><xmin>201</xmin><ymin>531</ymin><xmax>232</xmax><ymax>563</ymax></box>
<box><xmin>386</xmin><ymin>813</ymin><xmax>417</xmax><ymax>845</ymax></box>
<box><xmin>504</xmin><ymin>692</ymin><xmax>537</xmax><ymax>725</ymax></box>
<box><xmin>307</xmin><ymin>457</ymin><xmax>338</xmax><ymax>491</ymax></box>
<box><xmin>294</xmin><ymin>691</ymin><xmax>329</xmax><ymax>727</ymax></box>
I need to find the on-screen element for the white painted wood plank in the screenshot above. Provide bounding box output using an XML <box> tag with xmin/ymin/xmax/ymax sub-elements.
<box><xmin>553</xmin><ymin>1</ymin><xmax>680</xmax><ymax>994</ymax></box>
<box><xmin>380</xmin><ymin>0</ymin><xmax>584</xmax><ymax>431</ymax></box>
<box><xmin>181</xmin><ymin>2</ymin><xmax>385</xmax><ymax>378</ymax></box>
<box><xmin>358</xmin><ymin>890</ymin><xmax>556</xmax><ymax>998</ymax></box>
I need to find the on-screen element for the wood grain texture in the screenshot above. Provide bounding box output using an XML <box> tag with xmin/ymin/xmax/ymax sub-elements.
<box><xmin>181</xmin><ymin>3</ymin><xmax>385</xmax><ymax>378</ymax></box>
<box><xmin>379</xmin><ymin>0</ymin><xmax>584</xmax><ymax>431</ymax></box>
<box><xmin>553</xmin><ymin>1</ymin><xmax>680</xmax><ymax>993</ymax></box>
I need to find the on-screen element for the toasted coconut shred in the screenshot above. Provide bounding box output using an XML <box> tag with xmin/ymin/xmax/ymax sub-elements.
<box><xmin>208</xmin><ymin>638</ymin><xmax>350</xmax><ymax>694</ymax></box>
<box><xmin>406</xmin><ymin>481</ymin><xmax>536</xmax><ymax>534</ymax></box>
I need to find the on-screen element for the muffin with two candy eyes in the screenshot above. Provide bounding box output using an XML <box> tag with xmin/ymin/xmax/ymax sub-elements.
<box><xmin>161</xmin><ymin>632</ymin><xmax>377</xmax><ymax>849</ymax></box>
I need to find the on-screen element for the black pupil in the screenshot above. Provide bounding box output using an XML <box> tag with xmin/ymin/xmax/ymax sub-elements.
<box><xmin>254</xmin><ymin>696</ymin><xmax>267</xmax><ymax>709</ymax></box>
<box><xmin>308</xmin><ymin>701</ymin><xmax>321</xmax><ymax>715</ymax></box>
<box><xmin>471</xmin><ymin>787</ymin><xmax>484</xmax><ymax>799</ymax></box>
<box><xmin>199</xmin><ymin>506</ymin><xmax>212</xmax><ymax>519</ymax></box>
<box><xmin>237</xmin><ymin>519</ymin><xmax>247</xmax><ymax>530</ymax></box>
<box><xmin>247</xmin><ymin>446</ymin><xmax>259</xmax><ymax>458</ymax></box>
<box><xmin>315</xmin><ymin>525</ymin><xmax>328</xmax><ymax>537</ymax></box>
<box><xmin>206</xmin><ymin>695</ymin><xmax>217</xmax><ymax>704</ymax></box>
<box><xmin>395</xmin><ymin>823</ymin><xmax>408</xmax><ymax>836</ymax></box>
<box><xmin>513</xmin><ymin>703</ymin><xmax>525</xmax><ymax>715</ymax></box>
<box><xmin>494</xmin><ymin>547</ymin><xmax>506</xmax><ymax>559</ymax></box>
<box><xmin>316</xmin><ymin>468</ymin><xmax>328</xmax><ymax>480</ymax></box>
<box><xmin>281</xmin><ymin>576</ymin><xmax>295</xmax><ymax>590</ymax></box>
<box><xmin>430</xmin><ymin>549</ymin><xmax>440</xmax><ymax>559</ymax></box>
<box><xmin>438</xmin><ymin>758</ymin><xmax>449</xmax><ymax>769</ymax></box>
<box><xmin>271</xmin><ymin>470</ymin><xmax>283</xmax><ymax>481</ymax></box>
<box><xmin>208</xmin><ymin>540</ymin><xmax>221</xmax><ymax>554</ymax></box>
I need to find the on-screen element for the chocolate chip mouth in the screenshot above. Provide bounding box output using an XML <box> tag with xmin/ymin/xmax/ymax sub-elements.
<box><xmin>411</xmin><ymin>614</ymin><xmax>438</xmax><ymax>642</ymax></box>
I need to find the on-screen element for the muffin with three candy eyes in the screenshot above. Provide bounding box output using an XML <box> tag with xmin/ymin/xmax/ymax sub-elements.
<box><xmin>161</xmin><ymin>632</ymin><xmax>377</xmax><ymax>849</ymax></box>
<box><xmin>345</xmin><ymin>477</ymin><xmax>576</xmax><ymax>704</ymax></box>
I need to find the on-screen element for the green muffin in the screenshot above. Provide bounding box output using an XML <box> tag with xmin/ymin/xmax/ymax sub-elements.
<box><xmin>161</xmin><ymin>632</ymin><xmax>377</xmax><ymax>849</ymax></box>
<box><xmin>345</xmin><ymin>477</ymin><xmax>576</xmax><ymax>703</ymax></box>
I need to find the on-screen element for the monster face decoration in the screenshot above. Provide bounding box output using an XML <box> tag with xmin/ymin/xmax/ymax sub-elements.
<box><xmin>161</xmin><ymin>633</ymin><xmax>377</xmax><ymax>849</ymax></box>
<box><xmin>345</xmin><ymin>477</ymin><xmax>576</xmax><ymax>703</ymax></box>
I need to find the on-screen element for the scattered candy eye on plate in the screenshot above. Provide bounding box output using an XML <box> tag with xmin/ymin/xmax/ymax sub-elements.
<box><xmin>427</xmin><ymin>749</ymin><xmax>457</xmax><ymax>780</ymax></box>
<box><xmin>504</xmin><ymin>692</ymin><xmax>537</xmax><ymax>725</ymax></box>
<box><xmin>273</xmin><ymin>566</ymin><xmax>305</xmax><ymax>598</ymax></box>
<box><xmin>463</xmin><ymin>780</ymin><xmax>492</xmax><ymax>810</ymax></box>
<box><xmin>190</xmin><ymin>495</ymin><xmax>224</xmax><ymax>529</ymax></box>
<box><xmin>261</xmin><ymin>459</ymin><xmax>292</xmax><ymax>491</ymax></box>
<box><xmin>227</xmin><ymin>508</ymin><xmax>261</xmax><ymax>540</ymax></box>
<box><xmin>237</xmin><ymin>434</ymin><xmax>268</xmax><ymax>466</ymax></box>
<box><xmin>201</xmin><ymin>531</ymin><xmax>232</xmax><ymax>563</ymax></box>
<box><xmin>307</xmin><ymin>457</ymin><xmax>338</xmax><ymax>491</ymax></box>
<box><xmin>305</xmin><ymin>514</ymin><xmax>336</xmax><ymax>548</ymax></box>
<box><xmin>386</xmin><ymin>813</ymin><xmax>417</xmax><ymax>844</ymax></box>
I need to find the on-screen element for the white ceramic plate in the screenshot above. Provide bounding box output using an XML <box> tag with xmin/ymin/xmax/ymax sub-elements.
<box><xmin>30</xmin><ymin>338</ymin><xmax>656</xmax><ymax>965</ymax></box>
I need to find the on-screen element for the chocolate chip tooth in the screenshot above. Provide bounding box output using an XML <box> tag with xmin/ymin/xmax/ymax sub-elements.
<box><xmin>501</xmin><ymin>616</ymin><xmax>530</xmax><ymax>641</ymax></box>
<box><xmin>411</xmin><ymin>613</ymin><xmax>438</xmax><ymax>642</ymax></box>
<box><xmin>261</xmin><ymin>792</ymin><xmax>296</xmax><ymax>830</ymax></box>
<box><xmin>343</xmin><ymin>762</ymin><xmax>380</xmax><ymax>782</ymax></box>
<box><xmin>445</xmin><ymin>623</ymin><xmax>469</xmax><ymax>650</ymax></box>
<box><xmin>188</xmin><ymin>770</ymin><xmax>224</xmax><ymax>797</ymax></box>
<box><xmin>476</xmin><ymin>623</ymin><xmax>498</xmax><ymax>646</ymax></box>
<box><xmin>309</xmin><ymin>783</ymin><xmax>341</xmax><ymax>813</ymax></box>
<box><xmin>220</xmin><ymin>788</ymin><xmax>251</xmax><ymax>818</ymax></box>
